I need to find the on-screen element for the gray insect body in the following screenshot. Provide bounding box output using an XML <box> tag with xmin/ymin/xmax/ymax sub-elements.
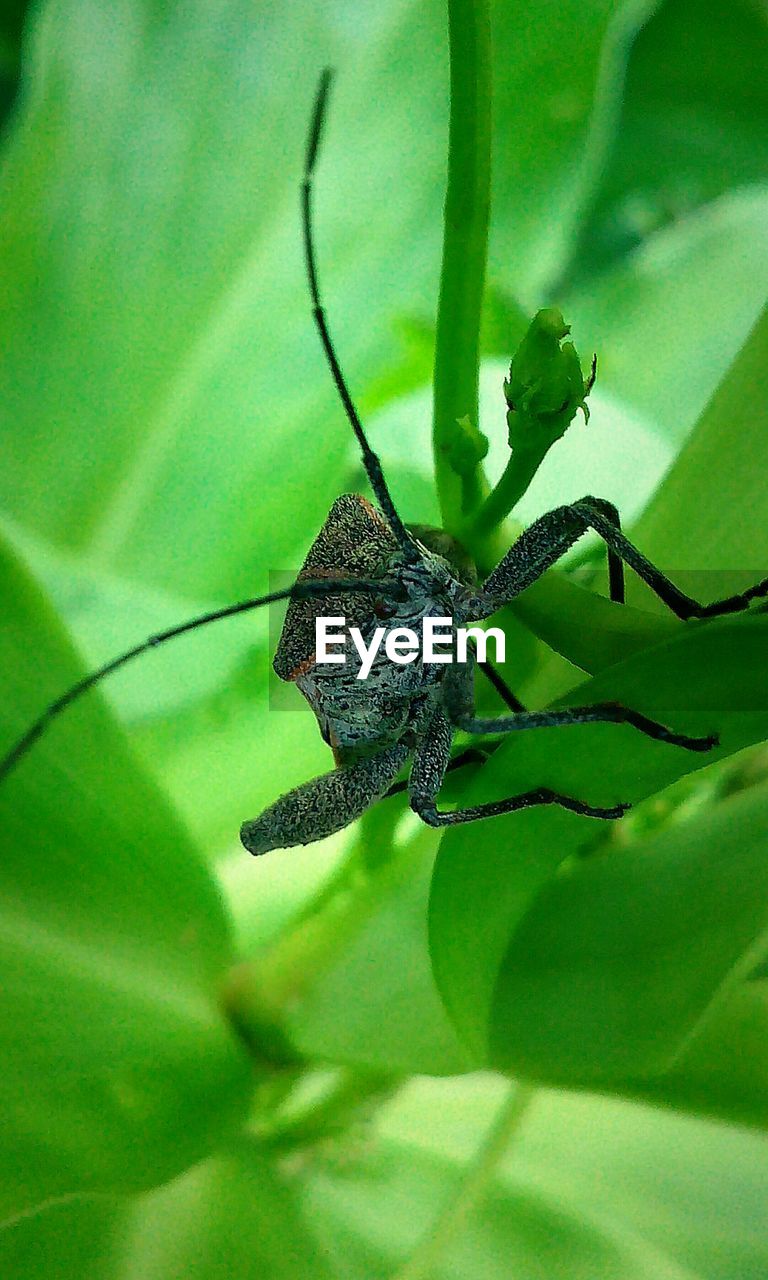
<box><xmin>278</xmin><ymin>494</ymin><xmax>476</xmax><ymax>762</ymax></box>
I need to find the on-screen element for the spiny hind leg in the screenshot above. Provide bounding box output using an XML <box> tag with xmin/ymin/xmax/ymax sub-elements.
<box><xmin>481</xmin><ymin>497</ymin><xmax>768</xmax><ymax>619</ymax></box>
<box><xmin>241</xmin><ymin>741</ymin><xmax>410</xmax><ymax>856</ymax></box>
<box><xmin>408</xmin><ymin>710</ymin><xmax>628</xmax><ymax>826</ymax></box>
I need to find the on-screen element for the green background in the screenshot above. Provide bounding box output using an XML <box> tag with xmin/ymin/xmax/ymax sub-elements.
<box><xmin>1</xmin><ymin>0</ymin><xmax>767</xmax><ymax>1274</ymax></box>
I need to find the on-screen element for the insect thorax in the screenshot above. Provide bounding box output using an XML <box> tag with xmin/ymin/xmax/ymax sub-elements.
<box><xmin>273</xmin><ymin>495</ymin><xmax>477</xmax><ymax>762</ymax></box>
<box><xmin>297</xmin><ymin>551</ymin><xmax>471</xmax><ymax>760</ymax></box>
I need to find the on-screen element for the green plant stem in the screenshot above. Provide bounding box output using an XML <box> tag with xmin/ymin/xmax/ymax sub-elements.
<box><xmin>393</xmin><ymin>1084</ymin><xmax>536</xmax><ymax>1280</ymax></box>
<box><xmin>257</xmin><ymin>1067</ymin><xmax>401</xmax><ymax>1152</ymax></box>
<box><xmin>432</xmin><ymin>0</ymin><xmax>493</xmax><ymax>534</ymax></box>
<box><xmin>464</xmin><ymin>445</ymin><xmax>545</xmax><ymax>545</ymax></box>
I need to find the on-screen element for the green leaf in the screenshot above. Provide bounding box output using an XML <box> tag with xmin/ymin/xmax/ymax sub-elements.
<box><xmin>307</xmin><ymin>1135</ymin><xmax>690</xmax><ymax>1280</ymax></box>
<box><xmin>0</xmin><ymin>0</ymin><xmax>645</xmax><ymax>602</ymax></box>
<box><xmin>6</xmin><ymin>1078</ymin><xmax>768</xmax><ymax>1278</ymax></box>
<box><xmin>121</xmin><ymin>1146</ymin><xmax>339</xmax><ymax>1280</ymax></box>
<box><xmin>0</xmin><ymin>1196</ymin><xmax>121</xmax><ymax>1276</ymax></box>
<box><xmin>429</xmin><ymin>614</ymin><xmax>768</xmax><ymax>1067</ymax></box>
<box><xmin>616</xmin><ymin>979</ymin><xmax>768</xmax><ymax>1131</ymax></box>
<box><xmin>385</xmin><ymin>1078</ymin><xmax>768</xmax><ymax>1280</ymax></box>
<box><xmin>571</xmin><ymin>0</ymin><xmax>768</xmax><ymax>280</ymax></box>
<box><xmin>221</xmin><ymin>803</ymin><xmax>474</xmax><ymax>1077</ymax></box>
<box><xmin>633</xmin><ymin>303</ymin><xmax>768</xmax><ymax>597</ymax></box>
<box><xmin>0</xmin><ymin>0</ymin><xmax>28</xmax><ymax>123</ymax></box>
<box><xmin>0</xmin><ymin>1147</ymin><xmax>338</xmax><ymax>1278</ymax></box>
<box><xmin>511</xmin><ymin>571</ymin><xmax>681</xmax><ymax>675</ymax></box>
<box><xmin>0</xmin><ymin>534</ymin><xmax>252</xmax><ymax>1220</ymax></box>
<box><xmin>562</xmin><ymin>188</ymin><xmax>768</xmax><ymax>444</ymax></box>
<box><xmin>282</xmin><ymin>825</ymin><xmax>474</xmax><ymax>1076</ymax></box>
<box><xmin>0</xmin><ymin>0</ymin><xmax>452</xmax><ymax>595</ymax></box>
<box><xmin>492</xmin><ymin>781</ymin><xmax>768</xmax><ymax>1081</ymax></box>
<box><xmin>488</xmin><ymin>0</ymin><xmax>659</xmax><ymax>300</ymax></box>
<box><xmin>0</xmin><ymin>1125</ymin><xmax>706</xmax><ymax>1280</ymax></box>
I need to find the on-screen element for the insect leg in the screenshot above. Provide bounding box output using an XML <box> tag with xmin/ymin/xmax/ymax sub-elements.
<box><xmin>468</xmin><ymin>510</ymin><xmax>622</xmax><ymax>717</ymax></box>
<box><xmin>241</xmin><ymin>741</ymin><xmax>410</xmax><ymax>856</ymax></box>
<box><xmin>575</xmin><ymin>497</ymin><xmax>768</xmax><ymax>617</ymax></box>
<box><xmin>479</xmin><ymin>496</ymin><xmax>768</xmax><ymax>620</ymax></box>
<box><xmin>476</xmin><ymin>656</ymin><xmax>527</xmax><ymax>712</ymax></box>
<box><xmin>384</xmin><ymin>745</ymin><xmax>491</xmax><ymax>799</ymax></box>
<box><xmin>441</xmin><ymin>656</ymin><xmax>714</xmax><ymax>751</ymax></box>
<box><xmin>587</xmin><ymin>497</ymin><xmax>624</xmax><ymax>604</ymax></box>
<box><xmin>452</xmin><ymin>702</ymin><xmax>716</xmax><ymax>751</ymax></box>
<box><xmin>408</xmin><ymin>710</ymin><xmax>628</xmax><ymax>826</ymax></box>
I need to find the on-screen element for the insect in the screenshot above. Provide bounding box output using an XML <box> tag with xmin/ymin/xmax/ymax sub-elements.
<box><xmin>3</xmin><ymin>71</ymin><xmax>768</xmax><ymax>857</ymax></box>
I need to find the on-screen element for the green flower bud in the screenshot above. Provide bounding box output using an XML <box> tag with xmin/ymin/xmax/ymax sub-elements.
<box><xmin>447</xmin><ymin>414</ymin><xmax>490</xmax><ymax>477</ymax></box>
<box><xmin>504</xmin><ymin>308</ymin><xmax>595</xmax><ymax>453</ymax></box>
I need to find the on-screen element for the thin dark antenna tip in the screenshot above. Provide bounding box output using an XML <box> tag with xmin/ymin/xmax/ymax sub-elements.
<box><xmin>306</xmin><ymin>68</ymin><xmax>334</xmax><ymax>175</ymax></box>
<box><xmin>301</xmin><ymin>69</ymin><xmax>419</xmax><ymax>562</ymax></box>
<box><xmin>0</xmin><ymin>575</ymin><xmax>406</xmax><ymax>785</ymax></box>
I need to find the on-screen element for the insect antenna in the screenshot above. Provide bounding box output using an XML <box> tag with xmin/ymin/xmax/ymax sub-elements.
<box><xmin>1</xmin><ymin>74</ymin><xmax>421</xmax><ymax>785</ymax></box>
<box><xmin>0</xmin><ymin>574</ymin><xmax>405</xmax><ymax>783</ymax></box>
<box><xmin>302</xmin><ymin>70</ymin><xmax>420</xmax><ymax>563</ymax></box>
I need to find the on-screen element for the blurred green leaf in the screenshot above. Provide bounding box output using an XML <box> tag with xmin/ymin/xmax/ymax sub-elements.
<box><xmin>492</xmin><ymin>781</ymin><xmax>768</xmax><ymax>1081</ymax></box>
<box><xmin>569</xmin><ymin>0</ymin><xmax>768</xmax><ymax>280</ymax></box>
<box><xmin>1</xmin><ymin>0</ymin><xmax>451</xmax><ymax>595</ymax></box>
<box><xmin>617</xmin><ymin>979</ymin><xmax>768</xmax><ymax>1130</ymax></box>
<box><xmin>0</xmin><ymin>1196</ymin><xmax>120</xmax><ymax>1278</ymax></box>
<box><xmin>562</xmin><ymin>189</ymin><xmax>768</xmax><ymax>443</ymax></box>
<box><xmin>120</xmin><ymin>1146</ymin><xmax>338</xmax><ymax>1280</ymax></box>
<box><xmin>5</xmin><ymin>1077</ymin><xmax>768</xmax><ymax>1278</ymax></box>
<box><xmin>0</xmin><ymin>534</ymin><xmax>252</xmax><ymax>1220</ymax></box>
<box><xmin>633</xmin><ymin>302</ymin><xmax>768</xmax><ymax>598</ymax></box>
<box><xmin>385</xmin><ymin>1078</ymin><xmax>768</xmax><ymax>1280</ymax></box>
<box><xmin>0</xmin><ymin>0</ymin><xmax>645</xmax><ymax>603</ymax></box>
<box><xmin>488</xmin><ymin>0</ymin><xmax>659</xmax><ymax>301</ymax></box>
<box><xmin>430</xmin><ymin>615</ymin><xmax>768</xmax><ymax>1069</ymax></box>
<box><xmin>307</xmin><ymin>1134</ymin><xmax>691</xmax><ymax>1280</ymax></box>
<box><xmin>281</xmin><ymin>824</ymin><xmax>474</xmax><ymax>1076</ymax></box>
<box><xmin>0</xmin><ymin>1120</ymin><xmax>711</xmax><ymax>1279</ymax></box>
<box><xmin>0</xmin><ymin>1148</ymin><xmax>337</xmax><ymax>1278</ymax></box>
<box><xmin>0</xmin><ymin>0</ymin><xmax>30</xmax><ymax>124</ymax></box>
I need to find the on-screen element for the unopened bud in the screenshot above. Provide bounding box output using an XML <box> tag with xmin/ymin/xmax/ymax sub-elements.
<box><xmin>447</xmin><ymin>414</ymin><xmax>490</xmax><ymax>477</ymax></box>
<box><xmin>504</xmin><ymin>308</ymin><xmax>595</xmax><ymax>453</ymax></box>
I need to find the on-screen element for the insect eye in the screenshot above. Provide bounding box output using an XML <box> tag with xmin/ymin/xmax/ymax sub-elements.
<box><xmin>374</xmin><ymin>597</ymin><xmax>398</xmax><ymax>619</ymax></box>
